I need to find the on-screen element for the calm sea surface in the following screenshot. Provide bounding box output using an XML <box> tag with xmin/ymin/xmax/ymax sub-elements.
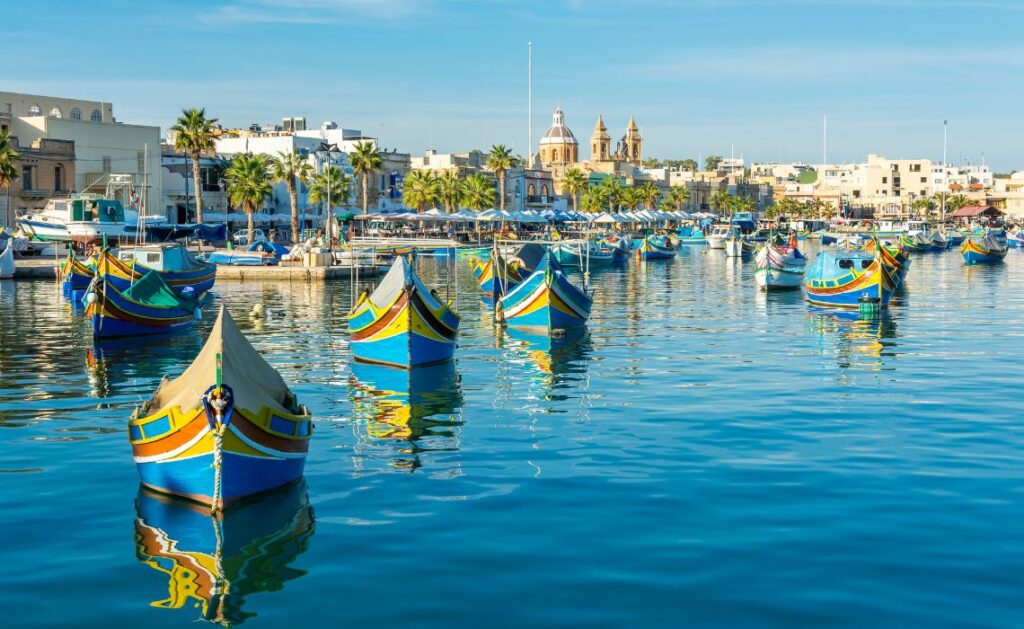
<box><xmin>2</xmin><ymin>246</ymin><xmax>1023</xmax><ymax>627</ymax></box>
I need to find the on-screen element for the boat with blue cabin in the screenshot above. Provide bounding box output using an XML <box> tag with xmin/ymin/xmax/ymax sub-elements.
<box><xmin>802</xmin><ymin>246</ymin><xmax>894</xmax><ymax>308</ymax></box>
<box><xmin>636</xmin><ymin>235</ymin><xmax>676</xmax><ymax>260</ymax></box>
<box><xmin>97</xmin><ymin>244</ymin><xmax>216</xmax><ymax>296</ymax></box>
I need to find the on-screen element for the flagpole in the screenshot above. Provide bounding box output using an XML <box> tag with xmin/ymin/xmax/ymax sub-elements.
<box><xmin>528</xmin><ymin>41</ymin><xmax>533</xmax><ymax>167</ymax></box>
<box><xmin>942</xmin><ymin>120</ymin><xmax>948</xmax><ymax>221</ymax></box>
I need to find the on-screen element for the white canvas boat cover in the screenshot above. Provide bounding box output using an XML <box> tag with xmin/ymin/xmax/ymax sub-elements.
<box><xmin>146</xmin><ymin>306</ymin><xmax>292</xmax><ymax>415</ymax></box>
<box><xmin>0</xmin><ymin>238</ymin><xmax>14</xmax><ymax>278</ymax></box>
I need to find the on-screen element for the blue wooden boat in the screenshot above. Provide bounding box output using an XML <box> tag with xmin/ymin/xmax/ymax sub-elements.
<box><xmin>636</xmin><ymin>235</ymin><xmax>676</xmax><ymax>260</ymax></box>
<box><xmin>471</xmin><ymin>250</ymin><xmax>523</xmax><ymax>297</ymax></box>
<box><xmin>602</xmin><ymin>234</ymin><xmax>633</xmax><ymax>260</ymax></box>
<box><xmin>899</xmin><ymin>232</ymin><xmax>932</xmax><ymax>253</ymax></box>
<box><xmin>1005</xmin><ymin>231</ymin><xmax>1024</xmax><ymax>249</ymax></box>
<box><xmin>802</xmin><ymin>246</ymin><xmax>894</xmax><ymax>308</ymax></box>
<box><xmin>129</xmin><ymin>306</ymin><xmax>312</xmax><ymax>509</ymax></box>
<box><xmin>498</xmin><ymin>250</ymin><xmax>593</xmax><ymax>331</ymax></box>
<box><xmin>87</xmin><ymin>270</ymin><xmax>207</xmax><ymax>337</ymax></box>
<box><xmin>348</xmin><ymin>256</ymin><xmax>460</xmax><ymax>368</ymax></box>
<box><xmin>554</xmin><ymin>241</ymin><xmax>614</xmax><ymax>267</ymax></box>
<box><xmin>97</xmin><ymin>245</ymin><xmax>216</xmax><ymax>296</ymax></box>
<box><xmin>59</xmin><ymin>250</ymin><xmax>95</xmax><ymax>295</ymax></box>
<box><xmin>961</xmin><ymin>230</ymin><xmax>1008</xmax><ymax>265</ymax></box>
<box><xmin>133</xmin><ymin>481</ymin><xmax>313</xmax><ymax>624</ymax></box>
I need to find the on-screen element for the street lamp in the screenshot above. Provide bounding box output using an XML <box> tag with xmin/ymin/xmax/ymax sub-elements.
<box><xmin>316</xmin><ymin>142</ymin><xmax>341</xmax><ymax>245</ymax></box>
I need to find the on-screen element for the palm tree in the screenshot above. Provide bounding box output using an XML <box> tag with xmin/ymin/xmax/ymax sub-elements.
<box><xmin>774</xmin><ymin>197</ymin><xmax>803</xmax><ymax>220</ymax></box>
<box><xmin>350</xmin><ymin>141</ymin><xmax>382</xmax><ymax>215</ymax></box>
<box><xmin>169</xmin><ymin>108</ymin><xmax>218</xmax><ymax>226</ymax></box>
<box><xmin>947</xmin><ymin>193</ymin><xmax>969</xmax><ymax>214</ymax></box>
<box><xmin>666</xmin><ymin>185</ymin><xmax>690</xmax><ymax>211</ymax></box>
<box><xmin>598</xmin><ymin>176</ymin><xmax>624</xmax><ymax>213</ymax></box>
<box><xmin>910</xmin><ymin>197</ymin><xmax>935</xmax><ymax>220</ymax></box>
<box><xmin>621</xmin><ymin>187</ymin><xmax>644</xmax><ymax>212</ymax></box>
<box><xmin>224</xmin><ymin>153</ymin><xmax>271</xmax><ymax>242</ymax></box>
<box><xmin>0</xmin><ymin>131</ymin><xmax>20</xmax><ymax>228</ymax></box>
<box><xmin>709</xmin><ymin>189</ymin><xmax>731</xmax><ymax>215</ymax></box>
<box><xmin>269</xmin><ymin>150</ymin><xmax>313</xmax><ymax>244</ymax></box>
<box><xmin>560</xmin><ymin>167</ymin><xmax>588</xmax><ymax>214</ymax></box>
<box><xmin>462</xmin><ymin>173</ymin><xmax>496</xmax><ymax>210</ymax></box>
<box><xmin>308</xmin><ymin>165</ymin><xmax>352</xmax><ymax>209</ymax></box>
<box><xmin>402</xmin><ymin>170</ymin><xmax>437</xmax><ymax>213</ymax></box>
<box><xmin>580</xmin><ymin>186</ymin><xmax>608</xmax><ymax>213</ymax></box>
<box><xmin>638</xmin><ymin>182</ymin><xmax>660</xmax><ymax>209</ymax></box>
<box><xmin>932</xmin><ymin>191</ymin><xmax>950</xmax><ymax>220</ymax></box>
<box><xmin>485</xmin><ymin>145</ymin><xmax>515</xmax><ymax>211</ymax></box>
<box><xmin>435</xmin><ymin>170</ymin><xmax>464</xmax><ymax>213</ymax></box>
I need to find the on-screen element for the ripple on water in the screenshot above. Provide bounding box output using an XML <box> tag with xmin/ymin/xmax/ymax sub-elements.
<box><xmin>1</xmin><ymin>248</ymin><xmax>1024</xmax><ymax>625</ymax></box>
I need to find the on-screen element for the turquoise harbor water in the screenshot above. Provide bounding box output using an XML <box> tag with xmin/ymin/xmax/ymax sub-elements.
<box><xmin>2</xmin><ymin>246</ymin><xmax>1023</xmax><ymax>627</ymax></box>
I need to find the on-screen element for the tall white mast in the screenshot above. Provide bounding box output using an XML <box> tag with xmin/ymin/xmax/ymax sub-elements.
<box><xmin>528</xmin><ymin>41</ymin><xmax>533</xmax><ymax>167</ymax></box>
<box><xmin>942</xmin><ymin>120</ymin><xmax>948</xmax><ymax>220</ymax></box>
<box><xmin>822</xmin><ymin>114</ymin><xmax>828</xmax><ymax>168</ymax></box>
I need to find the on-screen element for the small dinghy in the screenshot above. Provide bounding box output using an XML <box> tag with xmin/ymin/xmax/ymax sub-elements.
<box><xmin>129</xmin><ymin>306</ymin><xmax>312</xmax><ymax>509</ymax></box>
<box><xmin>754</xmin><ymin>236</ymin><xmax>805</xmax><ymax>290</ymax></box>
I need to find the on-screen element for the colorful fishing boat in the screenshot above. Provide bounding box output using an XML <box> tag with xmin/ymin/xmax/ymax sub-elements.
<box><xmin>961</xmin><ymin>230</ymin><xmax>1009</xmax><ymax>265</ymax></box>
<box><xmin>944</xmin><ymin>229</ymin><xmax>966</xmax><ymax>247</ymax></box>
<box><xmin>1006</xmin><ymin>231</ymin><xmax>1024</xmax><ymax>248</ymax></box>
<box><xmin>928</xmin><ymin>230</ymin><xmax>948</xmax><ymax>251</ymax></box>
<box><xmin>133</xmin><ymin>481</ymin><xmax>313</xmax><ymax>625</ymax></box>
<box><xmin>602</xmin><ymin>234</ymin><xmax>634</xmax><ymax>260</ymax></box>
<box><xmin>636</xmin><ymin>235</ymin><xmax>676</xmax><ymax>260</ymax></box>
<box><xmin>87</xmin><ymin>270</ymin><xmax>207</xmax><ymax>338</ymax></box>
<box><xmin>59</xmin><ymin>250</ymin><xmax>96</xmax><ymax>293</ymax></box>
<box><xmin>873</xmin><ymin>239</ymin><xmax>911</xmax><ymax>288</ymax></box>
<box><xmin>96</xmin><ymin>244</ymin><xmax>216</xmax><ymax>296</ymax></box>
<box><xmin>899</xmin><ymin>232</ymin><xmax>932</xmax><ymax>253</ymax></box>
<box><xmin>754</xmin><ymin>236</ymin><xmax>806</xmax><ymax>290</ymax></box>
<box><xmin>348</xmin><ymin>256</ymin><xmax>460</xmax><ymax>368</ymax></box>
<box><xmin>498</xmin><ymin>250</ymin><xmax>593</xmax><ymax>331</ymax></box>
<box><xmin>129</xmin><ymin>306</ymin><xmax>312</xmax><ymax>509</ymax></box>
<box><xmin>554</xmin><ymin>241</ymin><xmax>614</xmax><ymax>267</ymax></box>
<box><xmin>802</xmin><ymin>244</ymin><xmax>894</xmax><ymax>308</ymax></box>
<box><xmin>472</xmin><ymin>250</ymin><xmax>524</xmax><ymax>297</ymax></box>
<box><xmin>725</xmin><ymin>236</ymin><xmax>756</xmax><ymax>258</ymax></box>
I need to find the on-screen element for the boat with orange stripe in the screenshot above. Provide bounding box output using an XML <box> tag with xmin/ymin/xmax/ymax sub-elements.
<box><xmin>129</xmin><ymin>306</ymin><xmax>312</xmax><ymax>509</ymax></box>
<box><xmin>348</xmin><ymin>256</ymin><xmax>460</xmax><ymax>368</ymax></box>
<box><xmin>498</xmin><ymin>249</ymin><xmax>593</xmax><ymax>331</ymax></box>
<box><xmin>803</xmin><ymin>242</ymin><xmax>894</xmax><ymax>308</ymax></box>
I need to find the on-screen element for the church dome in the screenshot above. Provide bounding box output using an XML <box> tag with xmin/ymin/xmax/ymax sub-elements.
<box><xmin>540</xmin><ymin>107</ymin><xmax>578</xmax><ymax>146</ymax></box>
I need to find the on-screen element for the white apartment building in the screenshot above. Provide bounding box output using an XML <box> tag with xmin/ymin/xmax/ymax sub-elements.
<box><xmin>1</xmin><ymin>91</ymin><xmax>162</xmax><ymax>216</ymax></box>
<box><xmin>929</xmin><ymin>163</ymin><xmax>994</xmax><ymax>193</ymax></box>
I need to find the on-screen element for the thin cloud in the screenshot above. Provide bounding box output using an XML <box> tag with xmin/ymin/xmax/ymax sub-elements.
<box><xmin>203</xmin><ymin>0</ymin><xmax>427</xmax><ymax>25</ymax></box>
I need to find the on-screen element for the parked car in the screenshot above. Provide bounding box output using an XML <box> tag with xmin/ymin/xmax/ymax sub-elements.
<box><xmin>233</xmin><ymin>228</ymin><xmax>266</xmax><ymax>246</ymax></box>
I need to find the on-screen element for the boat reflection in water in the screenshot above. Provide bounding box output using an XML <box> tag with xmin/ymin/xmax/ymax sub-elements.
<box><xmin>86</xmin><ymin>334</ymin><xmax>204</xmax><ymax>399</ymax></box>
<box><xmin>807</xmin><ymin>308</ymin><xmax>898</xmax><ymax>371</ymax></box>
<box><xmin>348</xmin><ymin>360</ymin><xmax>463</xmax><ymax>471</ymax></box>
<box><xmin>500</xmin><ymin>326</ymin><xmax>593</xmax><ymax>402</ymax></box>
<box><xmin>133</xmin><ymin>480</ymin><xmax>314</xmax><ymax>626</ymax></box>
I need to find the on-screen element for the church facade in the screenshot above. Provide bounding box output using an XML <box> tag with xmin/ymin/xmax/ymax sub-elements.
<box><xmin>537</xmin><ymin>107</ymin><xmax>647</xmax><ymax>194</ymax></box>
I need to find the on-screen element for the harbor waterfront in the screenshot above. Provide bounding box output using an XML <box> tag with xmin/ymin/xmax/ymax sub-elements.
<box><xmin>2</xmin><ymin>246</ymin><xmax>1024</xmax><ymax>625</ymax></box>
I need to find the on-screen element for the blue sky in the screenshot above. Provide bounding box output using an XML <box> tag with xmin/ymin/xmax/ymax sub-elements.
<box><xmin>8</xmin><ymin>0</ymin><xmax>1024</xmax><ymax>169</ymax></box>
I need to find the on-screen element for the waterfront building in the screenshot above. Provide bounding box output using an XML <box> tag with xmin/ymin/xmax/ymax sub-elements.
<box><xmin>1</xmin><ymin>136</ymin><xmax>75</xmax><ymax>219</ymax></box>
<box><xmin>410</xmin><ymin>149</ymin><xmax>488</xmax><ymax>175</ymax></box>
<box><xmin>538</xmin><ymin>108</ymin><xmax>579</xmax><ymax>168</ymax></box>
<box><xmin>1</xmin><ymin>90</ymin><xmax>162</xmax><ymax>219</ymax></box>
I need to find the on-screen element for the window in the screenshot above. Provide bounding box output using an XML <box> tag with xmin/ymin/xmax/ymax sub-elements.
<box><xmin>102</xmin><ymin>156</ymin><xmax>111</xmax><ymax>173</ymax></box>
<box><xmin>839</xmin><ymin>259</ymin><xmax>853</xmax><ymax>269</ymax></box>
<box><xmin>920</xmin><ymin>177</ymin><xmax>927</xmax><ymax>183</ymax></box>
<box><xmin>28</xmin><ymin>103</ymin><xmax>41</xmax><ymax>116</ymax></box>
<box><xmin>22</xmin><ymin>166</ymin><xmax>33</xmax><ymax>190</ymax></box>
<box><xmin>528</xmin><ymin>183</ymin><xmax>536</xmax><ymax>197</ymax></box>
<box><xmin>861</xmin><ymin>260</ymin><xmax>872</xmax><ymax>269</ymax></box>
<box><xmin>882</xmin><ymin>177</ymin><xmax>887</xmax><ymax>184</ymax></box>
<box><xmin>54</xmin><ymin>166</ymin><xmax>63</xmax><ymax>191</ymax></box>
<box><xmin>137</xmin><ymin>151</ymin><xmax>145</xmax><ymax>173</ymax></box>
<box><xmin>910</xmin><ymin>164</ymin><xmax>921</xmax><ymax>172</ymax></box>
<box><xmin>541</xmin><ymin>184</ymin><xmax>549</xmax><ymax>197</ymax></box>
<box><xmin>49</xmin><ymin>106</ymin><xmax>62</xmax><ymax>118</ymax></box>
<box><xmin>70</xmin><ymin>107</ymin><xmax>82</xmax><ymax>121</ymax></box>
<box><xmin>90</xmin><ymin>109</ymin><xmax>102</xmax><ymax>123</ymax></box>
